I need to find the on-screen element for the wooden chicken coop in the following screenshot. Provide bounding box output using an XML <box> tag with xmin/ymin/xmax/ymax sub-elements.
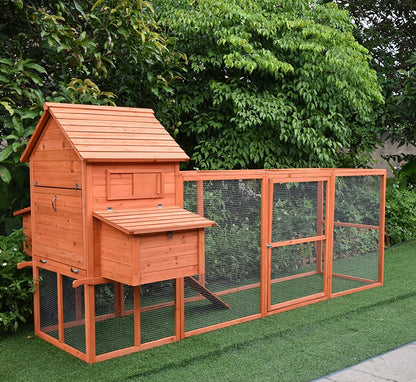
<box><xmin>17</xmin><ymin>102</ymin><xmax>217</xmax><ymax>362</ymax></box>
<box><xmin>17</xmin><ymin>103</ymin><xmax>386</xmax><ymax>363</ymax></box>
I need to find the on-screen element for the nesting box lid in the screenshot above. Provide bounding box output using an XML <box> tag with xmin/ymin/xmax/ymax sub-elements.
<box><xmin>93</xmin><ymin>206</ymin><xmax>215</xmax><ymax>235</ymax></box>
<box><xmin>21</xmin><ymin>102</ymin><xmax>189</xmax><ymax>162</ymax></box>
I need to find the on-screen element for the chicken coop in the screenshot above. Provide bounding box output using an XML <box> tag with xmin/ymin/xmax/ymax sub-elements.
<box><xmin>17</xmin><ymin>103</ymin><xmax>386</xmax><ymax>363</ymax></box>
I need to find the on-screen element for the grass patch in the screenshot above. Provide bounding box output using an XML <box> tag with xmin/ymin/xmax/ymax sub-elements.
<box><xmin>1</xmin><ymin>240</ymin><xmax>416</xmax><ymax>382</ymax></box>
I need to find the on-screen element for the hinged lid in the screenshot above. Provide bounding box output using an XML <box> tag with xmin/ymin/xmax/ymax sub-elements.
<box><xmin>93</xmin><ymin>206</ymin><xmax>215</xmax><ymax>235</ymax></box>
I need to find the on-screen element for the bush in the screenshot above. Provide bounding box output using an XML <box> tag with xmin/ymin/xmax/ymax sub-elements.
<box><xmin>386</xmin><ymin>178</ymin><xmax>416</xmax><ymax>244</ymax></box>
<box><xmin>0</xmin><ymin>229</ymin><xmax>34</xmax><ymax>335</ymax></box>
<box><xmin>385</xmin><ymin>178</ymin><xmax>416</xmax><ymax>245</ymax></box>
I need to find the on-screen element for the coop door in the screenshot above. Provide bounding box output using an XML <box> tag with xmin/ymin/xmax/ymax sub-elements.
<box><xmin>267</xmin><ymin>176</ymin><xmax>331</xmax><ymax>312</ymax></box>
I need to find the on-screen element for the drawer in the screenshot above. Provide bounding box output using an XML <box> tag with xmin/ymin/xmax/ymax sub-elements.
<box><xmin>35</xmin><ymin>256</ymin><xmax>87</xmax><ymax>279</ymax></box>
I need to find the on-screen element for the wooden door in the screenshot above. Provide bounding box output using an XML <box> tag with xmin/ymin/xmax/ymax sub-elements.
<box><xmin>32</xmin><ymin>186</ymin><xmax>84</xmax><ymax>269</ymax></box>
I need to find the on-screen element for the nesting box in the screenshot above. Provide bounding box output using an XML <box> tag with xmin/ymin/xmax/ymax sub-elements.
<box><xmin>20</xmin><ymin>102</ymin><xmax>215</xmax><ymax>283</ymax></box>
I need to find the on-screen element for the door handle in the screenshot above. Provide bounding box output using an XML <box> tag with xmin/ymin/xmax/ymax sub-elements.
<box><xmin>51</xmin><ymin>195</ymin><xmax>57</xmax><ymax>212</ymax></box>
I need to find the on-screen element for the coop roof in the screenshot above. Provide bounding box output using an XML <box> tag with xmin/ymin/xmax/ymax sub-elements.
<box><xmin>21</xmin><ymin>102</ymin><xmax>189</xmax><ymax>162</ymax></box>
<box><xmin>93</xmin><ymin>206</ymin><xmax>215</xmax><ymax>235</ymax></box>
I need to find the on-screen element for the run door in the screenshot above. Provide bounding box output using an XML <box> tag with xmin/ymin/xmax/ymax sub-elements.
<box><xmin>267</xmin><ymin>174</ymin><xmax>333</xmax><ymax>312</ymax></box>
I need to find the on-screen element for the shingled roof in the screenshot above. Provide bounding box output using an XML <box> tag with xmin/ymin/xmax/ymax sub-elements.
<box><xmin>21</xmin><ymin>102</ymin><xmax>189</xmax><ymax>162</ymax></box>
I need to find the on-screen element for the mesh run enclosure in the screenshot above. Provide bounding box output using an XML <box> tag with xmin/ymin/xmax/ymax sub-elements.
<box><xmin>332</xmin><ymin>175</ymin><xmax>382</xmax><ymax>294</ymax></box>
<box><xmin>184</xmin><ymin>179</ymin><xmax>262</xmax><ymax>332</ymax></box>
<box><xmin>38</xmin><ymin>269</ymin><xmax>85</xmax><ymax>353</ymax></box>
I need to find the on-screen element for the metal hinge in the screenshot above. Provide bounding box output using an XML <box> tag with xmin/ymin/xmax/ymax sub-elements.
<box><xmin>266</xmin><ymin>244</ymin><xmax>273</xmax><ymax>249</ymax></box>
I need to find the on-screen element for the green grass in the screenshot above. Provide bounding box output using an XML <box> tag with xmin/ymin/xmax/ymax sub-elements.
<box><xmin>1</xmin><ymin>240</ymin><xmax>416</xmax><ymax>382</ymax></box>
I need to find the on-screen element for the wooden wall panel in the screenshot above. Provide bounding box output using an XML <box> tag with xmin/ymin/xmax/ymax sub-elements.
<box><xmin>31</xmin><ymin>119</ymin><xmax>82</xmax><ymax>189</ymax></box>
<box><xmin>90</xmin><ymin>163</ymin><xmax>177</xmax><ymax>210</ymax></box>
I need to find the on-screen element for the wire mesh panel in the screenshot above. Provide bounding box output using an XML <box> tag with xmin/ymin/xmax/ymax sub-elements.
<box><xmin>270</xmin><ymin>181</ymin><xmax>325</xmax><ymax>306</ymax></box>
<box><xmin>271</xmin><ymin>243</ymin><xmax>324</xmax><ymax>305</ymax></box>
<box><xmin>272</xmin><ymin>181</ymin><xmax>322</xmax><ymax>242</ymax></box>
<box><xmin>332</xmin><ymin>175</ymin><xmax>381</xmax><ymax>293</ymax></box>
<box><xmin>140</xmin><ymin>280</ymin><xmax>175</xmax><ymax>343</ymax></box>
<box><xmin>183</xmin><ymin>179</ymin><xmax>262</xmax><ymax>332</ymax></box>
<box><xmin>62</xmin><ymin>275</ymin><xmax>85</xmax><ymax>352</ymax></box>
<box><xmin>94</xmin><ymin>282</ymin><xmax>135</xmax><ymax>355</ymax></box>
<box><xmin>39</xmin><ymin>268</ymin><xmax>58</xmax><ymax>340</ymax></box>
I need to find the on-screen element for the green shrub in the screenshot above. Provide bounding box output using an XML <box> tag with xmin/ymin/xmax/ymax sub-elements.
<box><xmin>385</xmin><ymin>178</ymin><xmax>416</xmax><ymax>245</ymax></box>
<box><xmin>0</xmin><ymin>229</ymin><xmax>34</xmax><ymax>335</ymax></box>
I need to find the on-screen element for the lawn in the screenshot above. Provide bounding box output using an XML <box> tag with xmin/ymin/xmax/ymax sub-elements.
<box><xmin>1</xmin><ymin>240</ymin><xmax>416</xmax><ymax>382</ymax></box>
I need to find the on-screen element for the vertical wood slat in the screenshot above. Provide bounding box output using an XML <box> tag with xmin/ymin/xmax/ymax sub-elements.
<box><xmin>323</xmin><ymin>173</ymin><xmax>336</xmax><ymax>298</ymax></box>
<box><xmin>378</xmin><ymin>173</ymin><xmax>386</xmax><ymax>284</ymax></box>
<box><xmin>260</xmin><ymin>173</ymin><xmax>269</xmax><ymax>317</ymax></box>
<box><xmin>175</xmin><ymin>277</ymin><xmax>185</xmax><ymax>340</ymax></box>
<box><xmin>134</xmin><ymin>286</ymin><xmax>141</xmax><ymax>346</ymax></box>
<box><xmin>84</xmin><ymin>284</ymin><xmax>96</xmax><ymax>364</ymax></box>
<box><xmin>266</xmin><ymin>176</ymin><xmax>274</xmax><ymax>313</ymax></box>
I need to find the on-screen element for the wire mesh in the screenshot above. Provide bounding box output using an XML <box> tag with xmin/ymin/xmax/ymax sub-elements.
<box><xmin>270</xmin><ymin>181</ymin><xmax>325</xmax><ymax>305</ymax></box>
<box><xmin>332</xmin><ymin>175</ymin><xmax>381</xmax><ymax>293</ymax></box>
<box><xmin>184</xmin><ymin>179</ymin><xmax>261</xmax><ymax>332</ymax></box>
<box><xmin>272</xmin><ymin>181</ymin><xmax>322</xmax><ymax>242</ymax></box>
<box><xmin>39</xmin><ymin>268</ymin><xmax>58</xmax><ymax>340</ymax></box>
<box><xmin>94</xmin><ymin>282</ymin><xmax>135</xmax><ymax>355</ymax></box>
<box><xmin>140</xmin><ymin>280</ymin><xmax>175</xmax><ymax>343</ymax></box>
<box><xmin>62</xmin><ymin>275</ymin><xmax>85</xmax><ymax>352</ymax></box>
<box><xmin>270</xmin><ymin>239</ymin><xmax>324</xmax><ymax>304</ymax></box>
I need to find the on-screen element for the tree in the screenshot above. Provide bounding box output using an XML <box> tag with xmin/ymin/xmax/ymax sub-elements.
<box><xmin>0</xmin><ymin>0</ymin><xmax>184</xmax><ymax>234</ymax></box>
<box><xmin>155</xmin><ymin>0</ymin><xmax>384</xmax><ymax>170</ymax></box>
<box><xmin>331</xmin><ymin>0</ymin><xmax>416</xmax><ymax>146</ymax></box>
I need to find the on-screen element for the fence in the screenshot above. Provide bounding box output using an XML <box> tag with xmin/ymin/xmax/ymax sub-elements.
<box><xmin>36</xmin><ymin>168</ymin><xmax>385</xmax><ymax>362</ymax></box>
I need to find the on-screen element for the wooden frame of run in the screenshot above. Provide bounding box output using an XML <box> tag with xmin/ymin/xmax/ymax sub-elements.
<box><xmin>22</xmin><ymin>167</ymin><xmax>386</xmax><ymax>363</ymax></box>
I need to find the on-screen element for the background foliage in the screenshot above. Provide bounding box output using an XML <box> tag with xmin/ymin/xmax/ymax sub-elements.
<box><xmin>332</xmin><ymin>0</ymin><xmax>416</xmax><ymax>147</ymax></box>
<box><xmin>0</xmin><ymin>0</ymin><xmax>184</xmax><ymax>235</ymax></box>
<box><xmin>155</xmin><ymin>0</ymin><xmax>383</xmax><ymax>170</ymax></box>
<box><xmin>0</xmin><ymin>229</ymin><xmax>34</xmax><ymax>335</ymax></box>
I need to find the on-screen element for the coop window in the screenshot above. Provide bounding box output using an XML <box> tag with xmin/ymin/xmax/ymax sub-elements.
<box><xmin>106</xmin><ymin>170</ymin><xmax>163</xmax><ymax>200</ymax></box>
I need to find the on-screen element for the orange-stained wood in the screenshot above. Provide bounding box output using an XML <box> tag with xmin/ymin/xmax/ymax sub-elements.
<box><xmin>93</xmin><ymin>206</ymin><xmax>215</xmax><ymax>235</ymax></box>
<box><xmin>22</xmin><ymin>103</ymin><xmax>189</xmax><ymax>163</ymax></box>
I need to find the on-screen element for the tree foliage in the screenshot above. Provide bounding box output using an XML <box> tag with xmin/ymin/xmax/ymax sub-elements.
<box><xmin>155</xmin><ymin>0</ymin><xmax>384</xmax><ymax>170</ymax></box>
<box><xmin>0</xmin><ymin>0</ymin><xmax>184</xmax><ymax>234</ymax></box>
<box><xmin>332</xmin><ymin>0</ymin><xmax>416</xmax><ymax>146</ymax></box>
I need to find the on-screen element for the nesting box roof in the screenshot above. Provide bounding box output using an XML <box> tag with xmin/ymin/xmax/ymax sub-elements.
<box><xmin>21</xmin><ymin>102</ymin><xmax>189</xmax><ymax>162</ymax></box>
<box><xmin>93</xmin><ymin>206</ymin><xmax>215</xmax><ymax>235</ymax></box>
